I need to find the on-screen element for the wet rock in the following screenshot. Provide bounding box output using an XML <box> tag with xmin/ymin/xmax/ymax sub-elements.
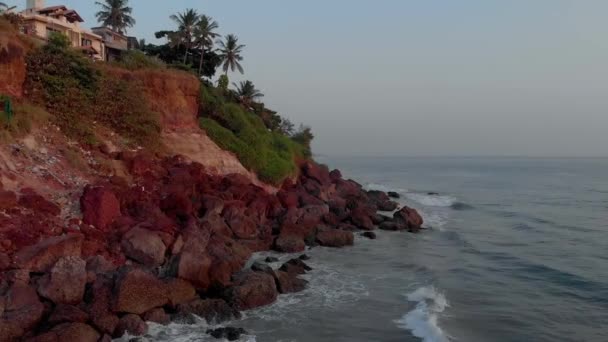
<box><xmin>361</xmin><ymin>232</ymin><xmax>377</xmax><ymax>240</ymax></box>
<box><xmin>251</xmin><ymin>261</ymin><xmax>273</xmax><ymax>275</ymax></box>
<box><xmin>378</xmin><ymin>221</ymin><xmax>400</xmax><ymax>231</ymax></box>
<box><xmin>427</xmin><ymin>192</ymin><xmax>440</xmax><ymax>196</ymax></box>
<box><xmin>113</xmin><ymin>268</ymin><xmax>168</xmax><ymax>315</ymax></box>
<box><xmin>274</xmin><ymin>235</ymin><xmax>305</xmax><ymax>253</ymax></box>
<box><xmin>32</xmin><ymin>323</ymin><xmax>100</xmax><ymax>342</ymax></box>
<box><xmin>273</xmin><ymin>271</ymin><xmax>308</xmax><ymax>294</ymax></box>
<box><xmin>175</xmin><ymin>299</ymin><xmax>241</xmax><ymax>324</ymax></box>
<box><xmin>316</xmin><ymin>229</ymin><xmax>354</xmax><ymax>248</ymax></box>
<box><xmin>80</xmin><ymin>186</ymin><xmax>121</xmax><ymax>230</ymax></box>
<box><xmin>393</xmin><ymin>206</ymin><xmax>424</xmax><ymax>232</ymax></box>
<box><xmin>38</xmin><ymin>256</ymin><xmax>86</xmax><ymax>305</ymax></box>
<box><xmin>143</xmin><ymin>308</ymin><xmax>170</xmax><ymax>325</ymax></box>
<box><xmin>225</xmin><ymin>271</ymin><xmax>277</xmax><ymax>310</ymax></box>
<box><xmin>279</xmin><ymin>258</ymin><xmax>312</xmax><ymax>275</ymax></box>
<box><xmin>388</xmin><ymin>191</ymin><xmax>400</xmax><ymax>199</ymax></box>
<box><xmin>371</xmin><ymin>214</ymin><xmax>389</xmax><ymax>225</ymax></box>
<box><xmin>350</xmin><ymin>207</ymin><xmax>375</xmax><ymax>230</ymax></box>
<box><xmin>264</xmin><ymin>256</ymin><xmax>279</xmax><ymax>263</ymax></box>
<box><xmin>113</xmin><ymin>314</ymin><xmax>148</xmax><ymax>338</ymax></box>
<box><xmin>206</xmin><ymin>327</ymin><xmax>247</xmax><ymax>341</ymax></box>
<box><xmin>298</xmin><ymin>254</ymin><xmax>311</xmax><ymax>261</ymax></box>
<box><xmin>367</xmin><ymin>190</ymin><xmax>398</xmax><ymax>211</ymax></box>
<box><xmin>164</xmin><ymin>278</ymin><xmax>196</xmax><ymax>307</ymax></box>
<box><xmin>121</xmin><ymin>228</ymin><xmax>167</xmax><ymax>266</ymax></box>
<box><xmin>13</xmin><ymin>234</ymin><xmax>83</xmax><ymax>272</ymax></box>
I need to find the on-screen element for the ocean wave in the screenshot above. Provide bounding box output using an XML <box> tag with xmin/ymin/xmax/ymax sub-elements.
<box><xmin>395</xmin><ymin>286</ymin><xmax>450</xmax><ymax>342</ymax></box>
<box><xmin>405</xmin><ymin>193</ymin><xmax>457</xmax><ymax>208</ymax></box>
<box><xmin>365</xmin><ymin>182</ymin><xmax>407</xmax><ymax>193</ymax></box>
<box><xmin>123</xmin><ymin>319</ymin><xmax>257</xmax><ymax>342</ymax></box>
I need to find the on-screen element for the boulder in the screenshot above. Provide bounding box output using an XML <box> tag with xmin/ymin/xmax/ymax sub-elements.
<box><xmin>301</xmin><ymin>162</ymin><xmax>331</xmax><ymax>185</ymax></box>
<box><xmin>264</xmin><ymin>256</ymin><xmax>279</xmax><ymax>263</ymax></box>
<box><xmin>207</xmin><ymin>327</ymin><xmax>247</xmax><ymax>341</ymax></box>
<box><xmin>13</xmin><ymin>234</ymin><xmax>83</xmax><ymax>272</ymax></box>
<box><xmin>329</xmin><ymin>169</ymin><xmax>342</xmax><ymax>182</ymax></box>
<box><xmin>316</xmin><ymin>229</ymin><xmax>354</xmax><ymax>248</ymax></box>
<box><xmin>222</xmin><ymin>203</ymin><xmax>258</xmax><ymax>240</ymax></box>
<box><xmin>86</xmin><ymin>276</ymin><xmax>119</xmax><ymax>335</ymax></box>
<box><xmin>143</xmin><ymin>308</ymin><xmax>170</xmax><ymax>325</ymax></box>
<box><xmin>32</xmin><ymin>323</ymin><xmax>100</xmax><ymax>342</ymax></box>
<box><xmin>113</xmin><ymin>314</ymin><xmax>148</xmax><ymax>338</ymax></box>
<box><xmin>274</xmin><ymin>235</ymin><xmax>305</xmax><ymax>253</ymax></box>
<box><xmin>80</xmin><ymin>186</ymin><xmax>121</xmax><ymax>230</ymax></box>
<box><xmin>38</xmin><ymin>256</ymin><xmax>86</xmax><ymax>305</ymax></box>
<box><xmin>350</xmin><ymin>207</ymin><xmax>375</xmax><ymax>230</ymax></box>
<box><xmin>278</xmin><ymin>258</ymin><xmax>312</xmax><ymax>275</ymax></box>
<box><xmin>273</xmin><ymin>271</ymin><xmax>308</xmax><ymax>294</ymax></box>
<box><xmin>393</xmin><ymin>206</ymin><xmax>424</xmax><ymax>232</ymax></box>
<box><xmin>121</xmin><ymin>228</ymin><xmax>167</xmax><ymax>266</ymax></box>
<box><xmin>388</xmin><ymin>191</ymin><xmax>400</xmax><ymax>199</ymax></box>
<box><xmin>0</xmin><ymin>284</ymin><xmax>44</xmax><ymax>341</ymax></box>
<box><xmin>113</xmin><ymin>269</ymin><xmax>168</xmax><ymax>315</ymax></box>
<box><xmin>361</xmin><ymin>232</ymin><xmax>377</xmax><ymax>240</ymax></box>
<box><xmin>225</xmin><ymin>271</ymin><xmax>278</xmax><ymax>310</ymax></box>
<box><xmin>48</xmin><ymin>305</ymin><xmax>89</xmax><ymax>325</ymax></box>
<box><xmin>175</xmin><ymin>299</ymin><xmax>241</xmax><ymax>324</ymax></box>
<box><xmin>378</xmin><ymin>221</ymin><xmax>400</xmax><ymax>231</ymax></box>
<box><xmin>165</xmin><ymin>278</ymin><xmax>196</xmax><ymax>307</ymax></box>
<box><xmin>18</xmin><ymin>191</ymin><xmax>60</xmax><ymax>216</ymax></box>
<box><xmin>250</xmin><ymin>261</ymin><xmax>273</xmax><ymax>275</ymax></box>
<box><xmin>371</xmin><ymin>214</ymin><xmax>389</xmax><ymax>225</ymax></box>
<box><xmin>367</xmin><ymin>190</ymin><xmax>398</xmax><ymax>211</ymax></box>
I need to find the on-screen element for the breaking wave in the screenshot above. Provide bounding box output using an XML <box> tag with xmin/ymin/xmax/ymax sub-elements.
<box><xmin>395</xmin><ymin>286</ymin><xmax>450</xmax><ymax>342</ymax></box>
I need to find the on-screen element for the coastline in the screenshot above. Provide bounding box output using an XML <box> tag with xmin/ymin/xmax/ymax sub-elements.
<box><xmin>0</xmin><ymin>156</ymin><xmax>424</xmax><ymax>341</ymax></box>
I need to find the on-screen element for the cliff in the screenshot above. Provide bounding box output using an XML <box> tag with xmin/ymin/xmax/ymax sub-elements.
<box><xmin>0</xmin><ymin>23</ymin><xmax>31</xmax><ymax>98</ymax></box>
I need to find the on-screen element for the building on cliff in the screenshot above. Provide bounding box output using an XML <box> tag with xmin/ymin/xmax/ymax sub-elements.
<box><xmin>91</xmin><ymin>26</ymin><xmax>128</xmax><ymax>62</ymax></box>
<box><xmin>19</xmin><ymin>0</ymin><xmax>106</xmax><ymax>60</ymax></box>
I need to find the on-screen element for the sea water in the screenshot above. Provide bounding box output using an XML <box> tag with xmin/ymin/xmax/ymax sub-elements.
<box><xmin>133</xmin><ymin>157</ymin><xmax>608</xmax><ymax>342</ymax></box>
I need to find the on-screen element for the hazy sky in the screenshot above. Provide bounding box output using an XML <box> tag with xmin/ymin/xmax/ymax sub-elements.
<box><xmin>26</xmin><ymin>0</ymin><xmax>608</xmax><ymax>156</ymax></box>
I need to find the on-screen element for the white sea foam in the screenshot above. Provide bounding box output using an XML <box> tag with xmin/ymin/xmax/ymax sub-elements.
<box><xmin>119</xmin><ymin>319</ymin><xmax>257</xmax><ymax>342</ymax></box>
<box><xmin>365</xmin><ymin>182</ymin><xmax>407</xmax><ymax>193</ymax></box>
<box><xmin>396</xmin><ymin>286</ymin><xmax>450</xmax><ymax>342</ymax></box>
<box><xmin>405</xmin><ymin>193</ymin><xmax>457</xmax><ymax>207</ymax></box>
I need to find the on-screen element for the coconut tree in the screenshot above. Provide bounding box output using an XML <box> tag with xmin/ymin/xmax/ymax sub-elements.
<box><xmin>94</xmin><ymin>0</ymin><xmax>135</xmax><ymax>34</ymax></box>
<box><xmin>217</xmin><ymin>34</ymin><xmax>245</xmax><ymax>76</ymax></box>
<box><xmin>170</xmin><ymin>8</ymin><xmax>199</xmax><ymax>64</ymax></box>
<box><xmin>233</xmin><ymin>80</ymin><xmax>263</xmax><ymax>104</ymax></box>
<box><xmin>193</xmin><ymin>15</ymin><xmax>220</xmax><ymax>76</ymax></box>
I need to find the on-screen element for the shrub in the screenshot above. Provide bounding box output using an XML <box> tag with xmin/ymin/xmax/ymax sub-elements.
<box><xmin>113</xmin><ymin>50</ymin><xmax>166</xmax><ymax>70</ymax></box>
<box><xmin>0</xmin><ymin>102</ymin><xmax>50</xmax><ymax>139</ymax></box>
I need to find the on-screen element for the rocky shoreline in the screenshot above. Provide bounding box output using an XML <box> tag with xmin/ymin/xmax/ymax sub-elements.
<box><xmin>0</xmin><ymin>154</ymin><xmax>423</xmax><ymax>341</ymax></box>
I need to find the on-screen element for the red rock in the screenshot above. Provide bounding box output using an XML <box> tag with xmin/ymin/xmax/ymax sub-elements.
<box><xmin>278</xmin><ymin>258</ymin><xmax>312</xmax><ymax>275</ymax></box>
<box><xmin>302</xmin><ymin>162</ymin><xmax>331</xmax><ymax>185</ymax></box>
<box><xmin>329</xmin><ymin>169</ymin><xmax>342</xmax><ymax>182</ymax></box>
<box><xmin>0</xmin><ymin>284</ymin><xmax>45</xmax><ymax>341</ymax></box>
<box><xmin>222</xmin><ymin>202</ymin><xmax>258</xmax><ymax>240</ymax></box>
<box><xmin>201</xmin><ymin>195</ymin><xmax>225</xmax><ymax>216</ymax></box>
<box><xmin>51</xmin><ymin>323</ymin><xmax>100</xmax><ymax>342</ymax></box>
<box><xmin>299</xmin><ymin>192</ymin><xmax>325</xmax><ymax>207</ymax></box>
<box><xmin>114</xmin><ymin>314</ymin><xmax>148</xmax><ymax>338</ymax></box>
<box><xmin>0</xmin><ymin>253</ymin><xmax>10</xmax><ymax>271</ymax></box>
<box><xmin>143</xmin><ymin>308</ymin><xmax>170</xmax><ymax>325</ymax></box>
<box><xmin>113</xmin><ymin>268</ymin><xmax>168</xmax><ymax>315</ymax></box>
<box><xmin>350</xmin><ymin>207</ymin><xmax>375</xmax><ymax>230</ymax></box>
<box><xmin>316</xmin><ymin>229</ymin><xmax>354</xmax><ymax>248</ymax></box>
<box><xmin>274</xmin><ymin>235</ymin><xmax>306</xmax><ymax>253</ymax></box>
<box><xmin>48</xmin><ymin>304</ymin><xmax>89</xmax><ymax>325</ymax></box>
<box><xmin>121</xmin><ymin>228</ymin><xmax>166</xmax><ymax>266</ymax></box>
<box><xmin>175</xmin><ymin>299</ymin><xmax>241</xmax><ymax>324</ymax></box>
<box><xmin>165</xmin><ymin>278</ymin><xmax>197</xmax><ymax>307</ymax></box>
<box><xmin>37</xmin><ymin>257</ymin><xmax>86</xmax><ymax>305</ymax></box>
<box><xmin>335</xmin><ymin>179</ymin><xmax>361</xmax><ymax>198</ymax></box>
<box><xmin>12</xmin><ymin>234</ymin><xmax>83</xmax><ymax>272</ymax></box>
<box><xmin>18</xmin><ymin>191</ymin><xmax>60</xmax><ymax>216</ymax></box>
<box><xmin>274</xmin><ymin>271</ymin><xmax>308</xmax><ymax>294</ymax></box>
<box><xmin>224</xmin><ymin>271</ymin><xmax>278</xmax><ymax>311</ymax></box>
<box><xmin>80</xmin><ymin>186</ymin><xmax>121</xmax><ymax>230</ymax></box>
<box><xmin>277</xmin><ymin>190</ymin><xmax>298</xmax><ymax>209</ymax></box>
<box><xmin>200</xmin><ymin>212</ymin><xmax>232</xmax><ymax>238</ymax></box>
<box><xmin>393</xmin><ymin>206</ymin><xmax>424</xmax><ymax>232</ymax></box>
<box><xmin>87</xmin><ymin>276</ymin><xmax>119</xmax><ymax>335</ymax></box>
<box><xmin>0</xmin><ymin>190</ymin><xmax>17</xmax><ymax>210</ymax></box>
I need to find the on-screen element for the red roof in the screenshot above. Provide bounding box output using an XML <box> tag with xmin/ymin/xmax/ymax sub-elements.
<box><xmin>37</xmin><ymin>5</ymin><xmax>84</xmax><ymax>23</ymax></box>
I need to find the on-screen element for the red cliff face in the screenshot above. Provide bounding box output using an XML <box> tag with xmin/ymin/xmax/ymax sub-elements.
<box><xmin>102</xmin><ymin>67</ymin><xmax>200</xmax><ymax>132</ymax></box>
<box><xmin>0</xmin><ymin>28</ymin><xmax>30</xmax><ymax>98</ymax></box>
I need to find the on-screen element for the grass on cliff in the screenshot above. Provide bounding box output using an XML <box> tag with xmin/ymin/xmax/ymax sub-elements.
<box><xmin>0</xmin><ymin>103</ymin><xmax>50</xmax><ymax>142</ymax></box>
<box><xmin>199</xmin><ymin>89</ymin><xmax>307</xmax><ymax>184</ymax></box>
<box><xmin>24</xmin><ymin>33</ymin><xmax>161</xmax><ymax>149</ymax></box>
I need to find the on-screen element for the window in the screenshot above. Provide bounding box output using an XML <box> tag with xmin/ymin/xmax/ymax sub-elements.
<box><xmin>82</xmin><ymin>38</ymin><xmax>92</xmax><ymax>46</ymax></box>
<box><xmin>46</xmin><ymin>27</ymin><xmax>61</xmax><ymax>38</ymax></box>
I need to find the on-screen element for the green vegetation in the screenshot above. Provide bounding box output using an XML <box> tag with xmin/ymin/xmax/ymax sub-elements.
<box><xmin>112</xmin><ymin>50</ymin><xmax>166</xmax><ymax>70</ymax></box>
<box><xmin>217</xmin><ymin>34</ymin><xmax>245</xmax><ymax>76</ymax></box>
<box><xmin>95</xmin><ymin>0</ymin><xmax>136</xmax><ymax>34</ymax></box>
<box><xmin>0</xmin><ymin>102</ymin><xmax>50</xmax><ymax>141</ymax></box>
<box><xmin>234</xmin><ymin>81</ymin><xmax>264</xmax><ymax>104</ymax></box>
<box><xmin>24</xmin><ymin>33</ymin><xmax>161</xmax><ymax>148</ymax></box>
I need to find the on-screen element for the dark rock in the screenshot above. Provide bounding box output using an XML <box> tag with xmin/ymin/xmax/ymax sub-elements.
<box><xmin>427</xmin><ymin>192</ymin><xmax>440</xmax><ymax>196</ymax></box>
<box><xmin>113</xmin><ymin>268</ymin><xmax>168</xmax><ymax>315</ymax></box>
<box><xmin>175</xmin><ymin>299</ymin><xmax>241</xmax><ymax>324</ymax></box>
<box><xmin>143</xmin><ymin>308</ymin><xmax>170</xmax><ymax>325</ymax></box>
<box><xmin>0</xmin><ymin>190</ymin><xmax>17</xmax><ymax>210</ymax></box>
<box><xmin>264</xmin><ymin>256</ymin><xmax>279</xmax><ymax>263</ymax></box>
<box><xmin>0</xmin><ymin>284</ymin><xmax>45</xmax><ymax>341</ymax></box>
<box><xmin>165</xmin><ymin>278</ymin><xmax>196</xmax><ymax>307</ymax></box>
<box><xmin>378</xmin><ymin>221</ymin><xmax>400</xmax><ymax>231</ymax></box>
<box><xmin>388</xmin><ymin>191</ymin><xmax>400</xmax><ymax>199</ymax></box>
<box><xmin>316</xmin><ymin>229</ymin><xmax>354</xmax><ymax>248</ymax></box>
<box><xmin>329</xmin><ymin>169</ymin><xmax>342</xmax><ymax>182</ymax></box>
<box><xmin>279</xmin><ymin>258</ymin><xmax>312</xmax><ymax>275</ymax></box>
<box><xmin>273</xmin><ymin>271</ymin><xmax>308</xmax><ymax>294</ymax></box>
<box><xmin>206</xmin><ymin>327</ymin><xmax>247</xmax><ymax>341</ymax></box>
<box><xmin>298</xmin><ymin>254</ymin><xmax>311</xmax><ymax>261</ymax></box>
<box><xmin>361</xmin><ymin>232</ymin><xmax>377</xmax><ymax>240</ymax></box>
<box><xmin>86</xmin><ymin>276</ymin><xmax>119</xmax><ymax>335</ymax></box>
<box><xmin>121</xmin><ymin>228</ymin><xmax>167</xmax><ymax>266</ymax></box>
<box><xmin>371</xmin><ymin>214</ymin><xmax>389</xmax><ymax>225</ymax></box>
<box><xmin>350</xmin><ymin>207</ymin><xmax>375</xmax><ymax>230</ymax></box>
<box><xmin>13</xmin><ymin>234</ymin><xmax>83</xmax><ymax>272</ymax></box>
<box><xmin>38</xmin><ymin>323</ymin><xmax>100</xmax><ymax>342</ymax></box>
<box><xmin>48</xmin><ymin>304</ymin><xmax>89</xmax><ymax>325</ymax></box>
<box><xmin>37</xmin><ymin>256</ymin><xmax>86</xmax><ymax>305</ymax></box>
<box><xmin>251</xmin><ymin>261</ymin><xmax>273</xmax><ymax>275</ymax></box>
<box><xmin>225</xmin><ymin>271</ymin><xmax>277</xmax><ymax>310</ymax></box>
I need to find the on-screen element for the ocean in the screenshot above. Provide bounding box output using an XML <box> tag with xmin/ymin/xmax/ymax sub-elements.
<box><xmin>138</xmin><ymin>156</ymin><xmax>608</xmax><ymax>342</ymax></box>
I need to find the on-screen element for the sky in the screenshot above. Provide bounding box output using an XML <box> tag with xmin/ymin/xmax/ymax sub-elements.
<box><xmin>17</xmin><ymin>0</ymin><xmax>608</xmax><ymax>157</ymax></box>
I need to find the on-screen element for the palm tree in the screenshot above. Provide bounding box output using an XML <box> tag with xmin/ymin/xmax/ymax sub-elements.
<box><xmin>217</xmin><ymin>34</ymin><xmax>245</xmax><ymax>76</ymax></box>
<box><xmin>193</xmin><ymin>15</ymin><xmax>220</xmax><ymax>76</ymax></box>
<box><xmin>234</xmin><ymin>81</ymin><xmax>263</xmax><ymax>104</ymax></box>
<box><xmin>170</xmin><ymin>9</ymin><xmax>199</xmax><ymax>64</ymax></box>
<box><xmin>95</xmin><ymin>0</ymin><xmax>136</xmax><ymax>34</ymax></box>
